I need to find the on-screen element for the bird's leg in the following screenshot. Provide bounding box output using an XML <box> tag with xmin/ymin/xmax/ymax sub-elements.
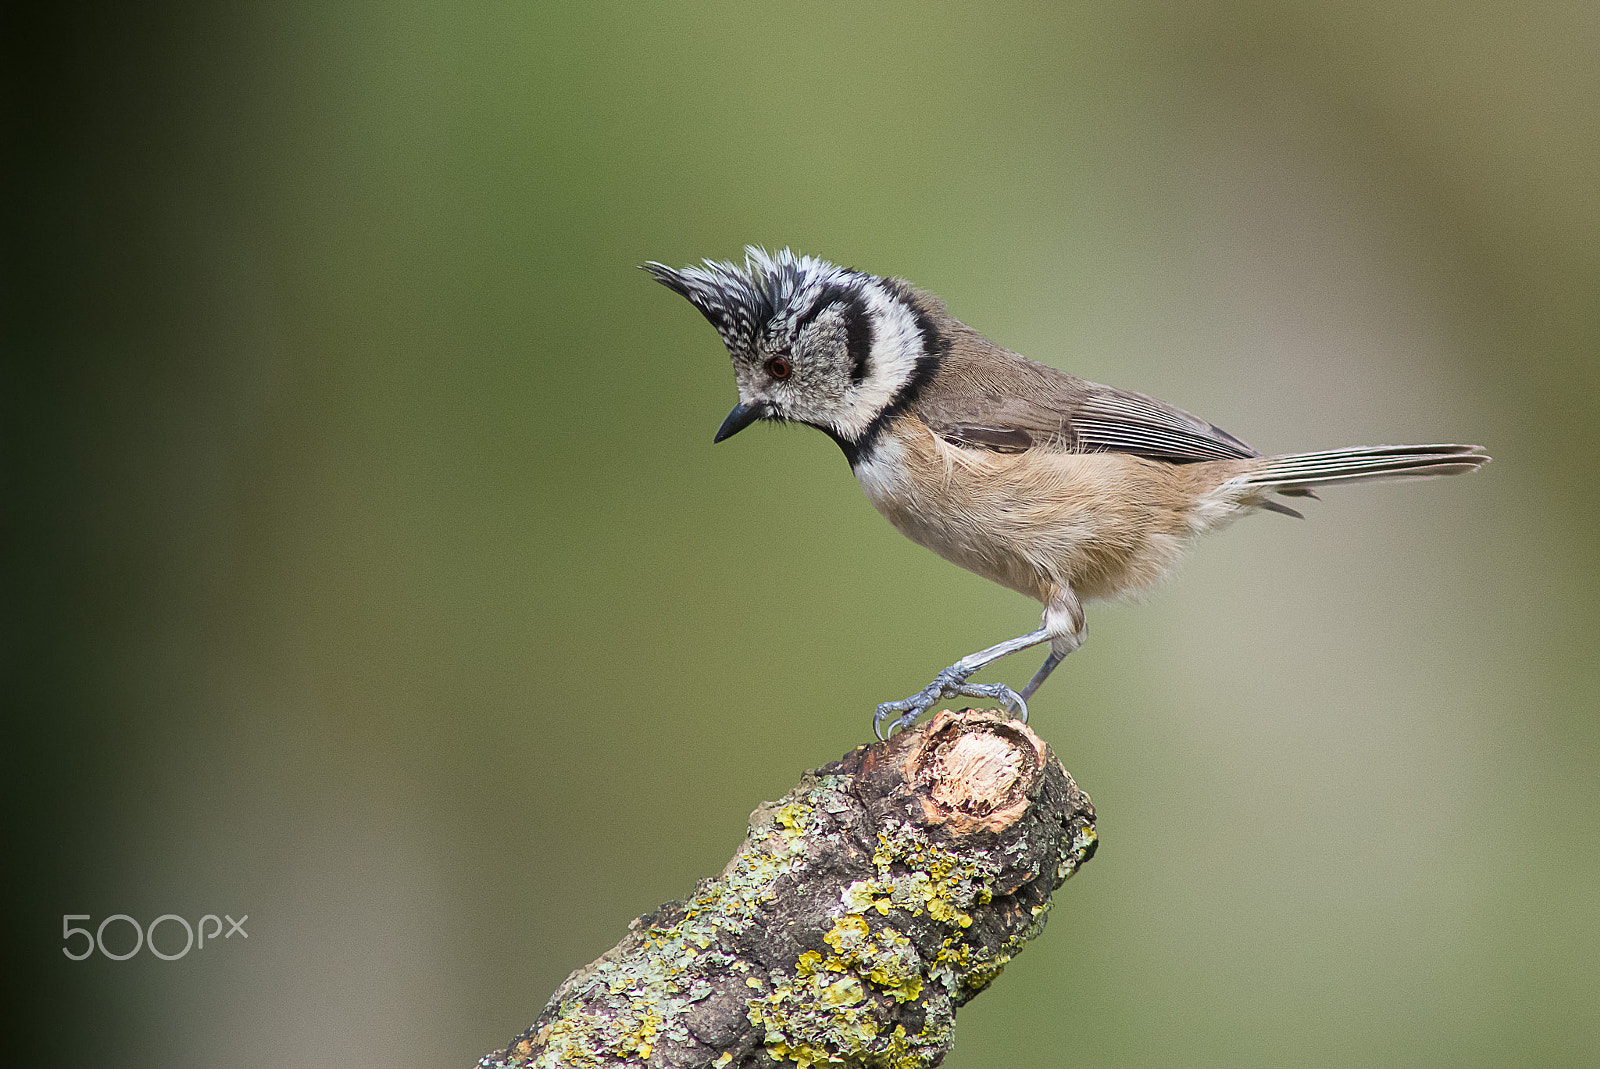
<box><xmin>873</xmin><ymin>588</ymin><xmax>1087</xmax><ymax>740</ymax></box>
<box><xmin>1020</xmin><ymin>586</ymin><xmax>1086</xmax><ymax>702</ymax></box>
<box><xmin>1020</xmin><ymin>649</ymin><xmax>1066</xmax><ymax>701</ymax></box>
<box><xmin>873</xmin><ymin>628</ymin><xmax>1051</xmax><ymax>740</ymax></box>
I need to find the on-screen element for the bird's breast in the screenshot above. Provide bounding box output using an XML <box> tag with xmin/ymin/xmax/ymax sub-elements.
<box><xmin>852</xmin><ymin>425</ymin><xmax>1058</xmax><ymax>601</ymax></box>
<box><xmin>851</xmin><ymin>418</ymin><xmax>1214</xmax><ymax>602</ymax></box>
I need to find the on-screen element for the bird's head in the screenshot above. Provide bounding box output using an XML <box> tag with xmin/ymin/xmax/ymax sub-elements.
<box><xmin>644</xmin><ymin>247</ymin><xmax>937</xmax><ymax>448</ymax></box>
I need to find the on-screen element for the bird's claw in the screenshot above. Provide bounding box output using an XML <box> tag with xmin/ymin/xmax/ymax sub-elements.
<box><xmin>872</xmin><ymin>671</ymin><xmax>1029</xmax><ymax>741</ymax></box>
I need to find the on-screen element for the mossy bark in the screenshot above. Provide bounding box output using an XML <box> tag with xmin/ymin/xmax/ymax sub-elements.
<box><xmin>479</xmin><ymin>708</ymin><xmax>1097</xmax><ymax>1069</ymax></box>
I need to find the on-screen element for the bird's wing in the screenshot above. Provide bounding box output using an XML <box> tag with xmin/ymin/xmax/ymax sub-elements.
<box><xmin>1065</xmin><ymin>384</ymin><xmax>1259</xmax><ymax>461</ymax></box>
<box><xmin>919</xmin><ymin>363</ymin><xmax>1260</xmax><ymax>464</ymax></box>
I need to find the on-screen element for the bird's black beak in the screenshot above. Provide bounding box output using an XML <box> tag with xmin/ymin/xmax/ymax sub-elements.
<box><xmin>714</xmin><ymin>401</ymin><xmax>767</xmax><ymax>443</ymax></box>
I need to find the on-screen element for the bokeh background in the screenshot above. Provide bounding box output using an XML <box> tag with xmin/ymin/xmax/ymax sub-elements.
<box><xmin>8</xmin><ymin>1</ymin><xmax>1599</xmax><ymax>1065</ymax></box>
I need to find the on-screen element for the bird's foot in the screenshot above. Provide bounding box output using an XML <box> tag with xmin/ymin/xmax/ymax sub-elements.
<box><xmin>872</xmin><ymin>667</ymin><xmax>1028</xmax><ymax>741</ymax></box>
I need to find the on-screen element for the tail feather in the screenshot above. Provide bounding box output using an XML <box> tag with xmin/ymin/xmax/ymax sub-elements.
<box><xmin>1239</xmin><ymin>443</ymin><xmax>1490</xmax><ymax>493</ymax></box>
<box><xmin>1258</xmin><ymin>498</ymin><xmax>1306</xmax><ymax>519</ymax></box>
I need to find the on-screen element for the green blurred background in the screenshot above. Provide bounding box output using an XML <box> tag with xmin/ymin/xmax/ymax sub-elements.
<box><xmin>8</xmin><ymin>1</ymin><xmax>1599</xmax><ymax>1065</ymax></box>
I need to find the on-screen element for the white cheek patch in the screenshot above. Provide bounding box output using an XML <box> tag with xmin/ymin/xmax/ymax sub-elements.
<box><xmin>828</xmin><ymin>281</ymin><xmax>926</xmax><ymax>441</ymax></box>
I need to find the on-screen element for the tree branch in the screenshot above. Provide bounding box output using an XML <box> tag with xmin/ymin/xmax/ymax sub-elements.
<box><xmin>478</xmin><ymin>708</ymin><xmax>1097</xmax><ymax>1068</ymax></box>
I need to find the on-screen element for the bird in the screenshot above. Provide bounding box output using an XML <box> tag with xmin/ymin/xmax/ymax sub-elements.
<box><xmin>644</xmin><ymin>247</ymin><xmax>1489</xmax><ymax>740</ymax></box>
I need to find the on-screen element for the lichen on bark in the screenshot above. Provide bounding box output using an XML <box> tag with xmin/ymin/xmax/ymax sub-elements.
<box><xmin>479</xmin><ymin>708</ymin><xmax>1096</xmax><ymax>1069</ymax></box>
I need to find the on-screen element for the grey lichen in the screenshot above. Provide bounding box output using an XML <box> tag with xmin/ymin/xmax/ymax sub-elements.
<box><xmin>479</xmin><ymin>709</ymin><xmax>1096</xmax><ymax>1069</ymax></box>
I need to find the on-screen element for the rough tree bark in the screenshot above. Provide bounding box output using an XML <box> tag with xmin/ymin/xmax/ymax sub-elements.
<box><xmin>478</xmin><ymin>708</ymin><xmax>1097</xmax><ymax>1069</ymax></box>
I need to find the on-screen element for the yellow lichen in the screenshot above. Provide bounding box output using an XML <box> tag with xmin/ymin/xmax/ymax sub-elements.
<box><xmin>841</xmin><ymin>879</ymin><xmax>881</xmax><ymax>913</ymax></box>
<box><xmin>824</xmin><ymin>913</ymin><xmax>869</xmax><ymax>953</ymax></box>
<box><xmin>820</xmin><ymin>976</ymin><xmax>864</xmax><ymax>1007</ymax></box>
<box><xmin>865</xmin><ymin>963</ymin><xmax>923</xmax><ymax>1004</ymax></box>
<box><xmin>776</xmin><ymin>802</ymin><xmax>809</xmax><ymax>833</ymax></box>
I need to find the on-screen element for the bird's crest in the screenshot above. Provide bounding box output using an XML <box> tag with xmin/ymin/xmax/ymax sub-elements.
<box><xmin>643</xmin><ymin>247</ymin><xmax>862</xmax><ymax>355</ymax></box>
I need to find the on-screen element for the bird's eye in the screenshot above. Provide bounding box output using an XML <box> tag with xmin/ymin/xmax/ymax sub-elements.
<box><xmin>765</xmin><ymin>356</ymin><xmax>792</xmax><ymax>380</ymax></box>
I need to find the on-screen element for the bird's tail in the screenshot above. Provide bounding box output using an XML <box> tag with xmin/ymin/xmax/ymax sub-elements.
<box><xmin>1240</xmin><ymin>444</ymin><xmax>1490</xmax><ymax>498</ymax></box>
